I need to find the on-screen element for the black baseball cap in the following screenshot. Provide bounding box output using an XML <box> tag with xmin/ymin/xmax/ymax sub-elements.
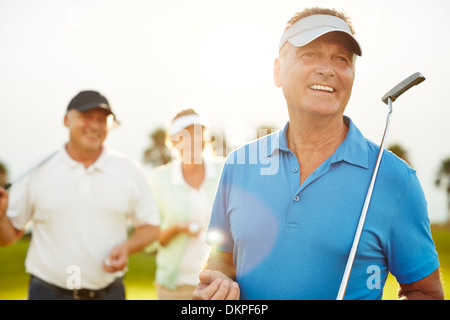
<box><xmin>67</xmin><ymin>90</ymin><xmax>118</xmax><ymax>121</ymax></box>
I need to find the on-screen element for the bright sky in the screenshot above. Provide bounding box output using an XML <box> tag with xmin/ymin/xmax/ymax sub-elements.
<box><xmin>1</xmin><ymin>0</ymin><xmax>449</xmax><ymax>222</ymax></box>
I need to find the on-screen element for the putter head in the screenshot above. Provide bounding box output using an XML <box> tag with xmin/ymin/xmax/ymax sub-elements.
<box><xmin>382</xmin><ymin>72</ymin><xmax>425</xmax><ymax>105</ymax></box>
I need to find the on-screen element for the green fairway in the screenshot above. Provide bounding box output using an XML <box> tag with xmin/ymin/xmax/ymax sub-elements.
<box><xmin>1</xmin><ymin>226</ymin><xmax>449</xmax><ymax>300</ymax></box>
<box><xmin>0</xmin><ymin>235</ymin><xmax>158</xmax><ymax>300</ymax></box>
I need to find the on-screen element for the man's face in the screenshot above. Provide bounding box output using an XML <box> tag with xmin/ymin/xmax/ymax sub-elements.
<box><xmin>64</xmin><ymin>108</ymin><xmax>112</xmax><ymax>153</ymax></box>
<box><xmin>274</xmin><ymin>32</ymin><xmax>356</xmax><ymax>118</ymax></box>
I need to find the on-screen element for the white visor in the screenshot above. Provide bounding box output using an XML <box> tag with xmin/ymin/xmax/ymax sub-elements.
<box><xmin>279</xmin><ymin>14</ymin><xmax>362</xmax><ymax>56</ymax></box>
<box><xmin>169</xmin><ymin>114</ymin><xmax>207</xmax><ymax>136</ymax></box>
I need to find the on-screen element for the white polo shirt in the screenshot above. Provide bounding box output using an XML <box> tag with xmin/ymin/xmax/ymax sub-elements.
<box><xmin>149</xmin><ymin>158</ymin><xmax>223</xmax><ymax>289</ymax></box>
<box><xmin>7</xmin><ymin>145</ymin><xmax>160</xmax><ymax>290</ymax></box>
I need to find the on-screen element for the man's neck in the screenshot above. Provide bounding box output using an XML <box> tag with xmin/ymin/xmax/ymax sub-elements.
<box><xmin>288</xmin><ymin>114</ymin><xmax>347</xmax><ymax>150</ymax></box>
<box><xmin>65</xmin><ymin>142</ymin><xmax>103</xmax><ymax>168</ymax></box>
<box><xmin>287</xmin><ymin>113</ymin><xmax>348</xmax><ymax>184</ymax></box>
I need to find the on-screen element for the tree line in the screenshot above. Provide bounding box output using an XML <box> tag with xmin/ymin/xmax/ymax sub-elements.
<box><xmin>1</xmin><ymin>128</ymin><xmax>449</xmax><ymax>225</ymax></box>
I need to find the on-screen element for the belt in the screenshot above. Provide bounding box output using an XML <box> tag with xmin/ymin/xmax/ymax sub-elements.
<box><xmin>30</xmin><ymin>275</ymin><xmax>122</xmax><ymax>300</ymax></box>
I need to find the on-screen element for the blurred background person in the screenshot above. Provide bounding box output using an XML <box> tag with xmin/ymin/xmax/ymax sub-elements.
<box><xmin>149</xmin><ymin>107</ymin><xmax>223</xmax><ymax>300</ymax></box>
<box><xmin>0</xmin><ymin>90</ymin><xmax>160</xmax><ymax>300</ymax></box>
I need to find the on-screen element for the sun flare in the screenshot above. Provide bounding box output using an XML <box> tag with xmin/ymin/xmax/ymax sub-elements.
<box><xmin>200</xmin><ymin>23</ymin><xmax>277</xmax><ymax>93</ymax></box>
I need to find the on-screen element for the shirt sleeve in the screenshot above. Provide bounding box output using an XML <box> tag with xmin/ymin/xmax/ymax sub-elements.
<box><xmin>385</xmin><ymin>172</ymin><xmax>440</xmax><ymax>284</ymax></box>
<box><xmin>130</xmin><ymin>164</ymin><xmax>160</xmax><ymax>227</ymax></box>
<box><xmin>206</xmin><ymin>162</ymin><xmax>234</xmax><ymax>253</ymax></box>
<box><xmin>6</xmin><ymin>176</ymin><xmax>33</xmax><ymax>231</ymax></box>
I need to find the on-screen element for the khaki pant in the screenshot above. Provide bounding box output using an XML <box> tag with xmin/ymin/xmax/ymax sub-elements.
<box><xmin>157</xmin><ymin>284</ymin><xmax>197</xmax><ymax>300</ymax></box>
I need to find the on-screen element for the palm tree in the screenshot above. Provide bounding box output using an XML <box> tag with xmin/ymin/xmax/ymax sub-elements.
<box><xmin>143</xmin><ymin>128</ymin><xmax>172</xmax><ymax>167</ymax></box>
<box><xmin>256</xmin><ymin>125</ymin><xmax>278</xmax><ymax>139</ymax></box>
<box><xmin>387</xmin><ymin>143</ymin><xmax>411</xmax><ymax>166</ymax></box>
<box><xmin>435</xmin><ymin>157</ymin><xmax>450</xmax><ymax>225</ymax></box>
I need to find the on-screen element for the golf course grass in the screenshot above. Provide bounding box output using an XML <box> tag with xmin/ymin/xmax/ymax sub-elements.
<box><xmin>1</xmin><ymin>225</ymin><xmax>449</xmax><ymax>300</ymax></box>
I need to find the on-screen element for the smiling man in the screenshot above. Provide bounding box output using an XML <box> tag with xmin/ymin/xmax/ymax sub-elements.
<box><xmin>193</xmin><ymin>8</ymin><xmax>443</xmax><ymax>300</ymax></box>
<box><xmin>0</xmin><ymin>90</ymin><xmax>159</xmax><ymax>300</ymax></box>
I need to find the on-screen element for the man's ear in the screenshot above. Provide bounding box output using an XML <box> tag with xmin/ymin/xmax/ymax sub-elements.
<box><xmin>273</xmin><ymin>57</ymin><xmax>282</xmax><ymax>88</ymax></box>
<box><xmin>63</xmin><ymin>113</ymin><xmax>69</xmax><ymax>128</ymax></box>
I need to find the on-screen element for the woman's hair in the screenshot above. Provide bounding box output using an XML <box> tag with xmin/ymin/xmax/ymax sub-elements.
<box><xmin>170</xmin><ymin>108</ymin><xmax>199</xmax><ymax>123</ymax></box>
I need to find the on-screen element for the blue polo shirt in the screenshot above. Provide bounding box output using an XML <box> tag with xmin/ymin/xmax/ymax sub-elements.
<box><xmin>207</xmin><ymin>117</ymin><xmax>439</xmax><ymax>300</ymax></box>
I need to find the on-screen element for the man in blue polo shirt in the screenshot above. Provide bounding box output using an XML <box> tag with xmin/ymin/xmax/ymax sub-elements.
<box><xmin>193</xmin><ymin>7</ymin><xmax>443</xmax><ymax>300</ymax></box>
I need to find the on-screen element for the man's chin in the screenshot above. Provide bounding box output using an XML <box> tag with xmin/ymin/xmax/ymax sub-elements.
<box><xmin>81</xmin><ymin>140</ymin><xmax>103</xmax><ymax>153</ymax></box>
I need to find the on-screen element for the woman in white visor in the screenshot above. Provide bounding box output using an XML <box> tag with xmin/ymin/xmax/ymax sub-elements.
<box><xmin>149</xmin><ymin>107</ymin><xmax>223</xmax><ymax>300</ymax></box>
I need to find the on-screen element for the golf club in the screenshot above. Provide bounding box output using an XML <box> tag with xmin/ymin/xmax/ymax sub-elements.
<box><xmin>2</xmin><ymin>150</ymin><xmax>59</xmax><ymax>190</ymax></box>
<box><xmin>336</xmin><ymin>72</ymin><xmax>426</xmax><ymax>300</ymax></box>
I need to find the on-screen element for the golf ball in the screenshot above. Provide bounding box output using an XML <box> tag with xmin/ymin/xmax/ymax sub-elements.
<box><xmin>188</xmin><ymin>222</ymin><xmax>200</xmax><ymax>234</ymax></box>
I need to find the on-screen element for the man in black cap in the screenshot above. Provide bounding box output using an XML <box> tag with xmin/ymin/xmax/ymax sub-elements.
<box><xmin>0</xmin><ymin>90</ymin><xmax>160</xmax><ymax>300</ymax></box>
<box><xmin>64</xmin><ymin>90</ymin><xmax>118</xmax><ymax>167</ymax></box>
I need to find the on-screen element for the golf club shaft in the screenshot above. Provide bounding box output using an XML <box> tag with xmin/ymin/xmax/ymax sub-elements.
<box><xmin>336</xmin><ymin>98</ymin><xmax>393</xmax><ymax>300</ymax></box>
<box><xmin>3</xmin><ymin>150</ymin><xmax>58</xmax><ymax>190</ymax></box>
